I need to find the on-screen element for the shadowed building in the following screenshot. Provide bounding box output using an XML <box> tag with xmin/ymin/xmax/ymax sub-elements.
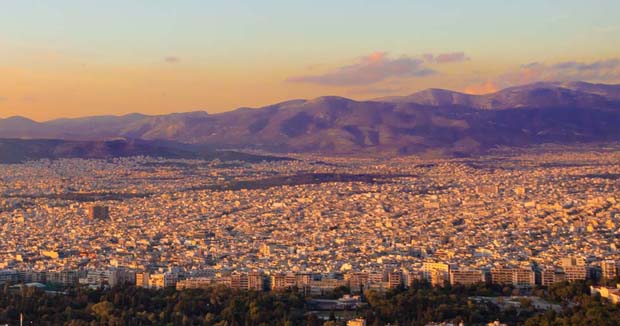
<box><xmin>88</xmin><ymin>205</ymin><xmax>110</xmax><ymax>220</ymax></box>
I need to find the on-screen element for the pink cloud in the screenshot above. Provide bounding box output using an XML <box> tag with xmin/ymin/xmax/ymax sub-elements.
<box><xmin>434</xmin><ymin>52</ymin><xmax>469</xmax><ymax>63</ymax></box>
<box><xmin>421</xmin><ymin>52</ymin><xmax>469</xmax><ymax>64</ymax></box>
<box><xmin>364</xmin><ymin>51</ymin><xmax>388</xmax><ymax>63</ymax></box>
<box><xmin>422</xmin><ymin>53</ymin><xmax>435</xmax><ymax>62</ymax></box>
<box><xmin>287</xmin><ymin>52</ymin><xmax>435</xmax><ymax>86</ymax></box>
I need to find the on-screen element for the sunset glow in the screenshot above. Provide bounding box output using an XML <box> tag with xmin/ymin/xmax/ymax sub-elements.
<box><xmin>1</xmin><ymin>0</ymin><xmax>619</xmax><ymax>120</ymax></box>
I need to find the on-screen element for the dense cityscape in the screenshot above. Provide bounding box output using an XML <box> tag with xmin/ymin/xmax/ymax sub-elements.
<box><xmin>1</xmin><ymin>145</ymin><xmax>620</xmax><ymax>324</ymax></box>
<box><xmin>3</xmin><ymin>1</ymin><xmax>620</xmax><ymax>324</ymax></box>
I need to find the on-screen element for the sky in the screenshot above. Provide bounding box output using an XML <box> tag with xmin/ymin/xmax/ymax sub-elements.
<box><xmin>1</xmin><ymin>0</ymin><xmax>619</xmax><ymax>121</ymax></box>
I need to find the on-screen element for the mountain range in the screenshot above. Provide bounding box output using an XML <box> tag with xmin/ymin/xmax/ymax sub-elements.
<box><xmin>2</xmin><ymin>81</ymin><xmax>620</xmax><ymax>157</ymax></box>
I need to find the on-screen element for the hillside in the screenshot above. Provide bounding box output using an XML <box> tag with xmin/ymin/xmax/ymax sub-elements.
<box><xmin>0</xmin><ymin>138</ymin><xmax>285</xmax><ymax>163</ymax></box>
<box><xmin>1</xmin><ymin>81</ymin><xmax>620</xmax><ymax>155</ymax></box>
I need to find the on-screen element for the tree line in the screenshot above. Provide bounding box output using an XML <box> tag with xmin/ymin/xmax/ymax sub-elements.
<box><xmin>1</xmin><ymin>280</ymin><xmax>619</xmax><ymax>325</ymax></box>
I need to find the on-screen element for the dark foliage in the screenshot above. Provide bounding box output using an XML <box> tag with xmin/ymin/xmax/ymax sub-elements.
<box><xmin>1</xmin><ymin>281</ymin><xmax>619</xmax><ymax>325</ymax></box>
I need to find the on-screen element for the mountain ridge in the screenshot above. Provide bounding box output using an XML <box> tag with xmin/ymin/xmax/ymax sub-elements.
<box><xmin>2</xmin><ymin>81</ymin><xmax>620</xmax><ymax>156</ymax></box>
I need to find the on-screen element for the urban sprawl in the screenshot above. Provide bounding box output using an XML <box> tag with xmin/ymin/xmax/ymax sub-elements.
<box><xmin>1</xmin><ymin>147</ymin><xmax>620</xmax><ymax>299</ymax></box>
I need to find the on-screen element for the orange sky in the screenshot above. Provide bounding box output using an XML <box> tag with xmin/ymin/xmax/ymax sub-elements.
<box><xmin>0</xmin><ymin>54</ymin><xmax>493</xmax><ymax>120</ymax></box>
<box><xmin>1</xmin><ymin>1</ymin><xmax>619</xmax><ymax>121</ymax></box>
<box><xmin>2</xmin><ymin>51</ymin><xmax>619</xmax><ymax>121</ymax></box>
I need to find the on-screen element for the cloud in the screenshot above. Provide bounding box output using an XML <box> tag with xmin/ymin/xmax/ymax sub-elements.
<box><xmin>0</xmin><ymin>97</ymin><xmax>7</xmax><ymax>102</ymax></box>
<box><xmin>422</xmin><ymin>53</ymin><xmax>435</xmax><ymax>62</ymax></box>
<box><xmin>164</xmin><ymin>56</ymin><xmax>180</xmax><ymax>63</ymax></box>
<box><xmin>552</xmin><ymin>59</ymin><xmax>620</xmax><ymax>72</ymax></box>
<box><xmin>287</xmin><ymin>52</ymin><xmax>435</xmax><ymax>86</ymax></box>
<box><xmin>498</xmin><ymin>58</ymin><xmax>620</xmax><ymax>86</ymax></box>
<box><xmin>428</xmin><ymin>52</ymin><xmax>470</xmax><ymax>64</ymax></box>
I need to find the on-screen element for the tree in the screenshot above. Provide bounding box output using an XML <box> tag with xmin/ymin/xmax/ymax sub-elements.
<box><xmin>91</xmin><ymin>301</ymin><xmax>114</xmax><ymax>320</ymax></box>
<box><xmin>307</xmin><ymin>313</ymin><xmax>320</xmax><ymax>326</ymax></box>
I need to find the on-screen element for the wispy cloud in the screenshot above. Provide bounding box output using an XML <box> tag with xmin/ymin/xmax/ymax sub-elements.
<box><xmin>424</xmin><ymin>52</ymin><xmax>470</xmax><ymax>64</ymax></box>
<box><xmin>287</xmin><ymin>52</ymin><xmax>435</xmax><ymax>86</ymax></box>
<box><xmin>164</xmin><ymin>56</ymin><xmax>180</xmax><ymax>63</ymax></box>
<box><xmin>498</xmin><ymin>58</ymin><xmax>620</xmax><ymax>86</ymax></box>
<box><xmin>0</xmin><ymin>97</ymin><xmax>7</xmax><ymax>102</ymax></box>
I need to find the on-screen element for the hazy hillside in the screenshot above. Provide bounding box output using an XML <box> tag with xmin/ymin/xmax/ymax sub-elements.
<box><xmin>0</xmin><ymin>138</ymin><xmax>286</xmax><ymax>163</ymax></box>
<box><xmin>1</xmin><ymin>81</ymin><xmax>620</xmax><ymax>156</ymax></box>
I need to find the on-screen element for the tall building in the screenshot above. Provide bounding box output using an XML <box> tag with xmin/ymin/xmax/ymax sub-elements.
<box><xmin>217</xmin><ymin>272</ymin><xmax>265</xmax><ymax>291</ymax></box>
<box><xmin>490</xmin><ymin>266</ymin><xmax>514</xmax><ymax>285</ymax></box>
<box><xmin>47</xmin><ymin>270</ymin><xmax>80</xmax><ymax>286</ymax></box>
<box><xmin>450</xmin><ymin>270</ymin><xmax>485</xmax><ymax>286</ymax></box>
<box><xmin>561</xmin><ymin>257</ymin><xmax>586</xmax><ymax>267</ymax></box>
<box><xmin>176</xmin><ymin>277</ymin><xmax>213</xmax><ymax>290</ymax></box>
<box><xmin>388</xmin><ymin>271</ymin><xmax>403</xmax><ymax>289</ymax></box>
<box><xmin>540</xmin><ymin>267</ymin><xmax>565</xmax><ymax>286</ymax></box>
<box><xmin>368</xmin><ymin>271</ymin><xmax>385</xmax><ymax>287</ymax></box>
<box><xmin>270</xmin><ymin>273</ymin><xmax>294</xmax><ymax>291</ymax></box>
<box><xmin>295</xmin><ymin>272</ymin><xmax>312</xmax><ymax>287</ymax></box>
<box><xmin>19</xmin><ymin>271</ymin><xmax>46</xmax><ymax>284</ymax></box>
<box><xmin>79</xmin><ymin>270</ymin><xmax>110</xmax><ymax>287</ymax></box>
<box><xmin>430</xmin><ymin>269</ymin><xmax>448</xmax><ymax>287</ymax></box>
<box><xmin>270</xmin><ymin>273</ymin><xmax>287</xmax><ymax>291</ymax></box>
<box><xmin>248</xmin><ymin>272</ymin><xmax>265</xmax><ymax>291</ymax></box>
<box><xmin>491</xmin><ymin>266</ymin><xmax>535</xmax><ymax>288</ymax></box>
<box><xmin>513</xmin><ymin>267</ymin><xmax>535</xmax><ymax>288</ymax></box>
<box><xmin>601</xmin><ymin>260</ymin><xmax>618</xmax><ymax>280</ymax></box>
<box><xmin>147</xmin><ymin>273</ymin><xmax>178</xmax><ymax>289</ymax></box>
<box><xmin>110</xmin><ymin>269</ymin><xmax>136</xmax><ymax>287</ymax></box>
<box><xmin>560</xmin><ymin>257</ymin><xmax>587</xmax><ymax>282</ymax></box>
<box><xmin>346</xmin><ymin>272</ymin><xmax>370</xmax><ymax>292</ymax></box>
<box><xmin>309</xmin><ymin>277</ymin><xmax>347</xmax><ymax>295</ymax></box>
<box><xmin>285</xmin><ymin>273</ymin><xmax>297</xmax><ymax>289</ymax></box>
<box><xmin>136</xmin><ymin>272</ymin><xmax>150</xmax><ymax>288</ymax></box>
<box><xmin>422</xmin><ymin>262</ymin><xmax>453</xmax><ymax>286</ymax></box>
<box><xmin>230</xmin><ymin>273</ymin><xmax>249</xmax><ymax>290</ymax></box>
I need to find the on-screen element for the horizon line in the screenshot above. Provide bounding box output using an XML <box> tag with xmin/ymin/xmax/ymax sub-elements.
<box><xmin>1</xmin><ymin>80</ymin><xmax>615</xmax><ymax>122</ymax></box>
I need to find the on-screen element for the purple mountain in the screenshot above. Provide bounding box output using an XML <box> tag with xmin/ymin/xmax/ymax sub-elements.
<box><xmin>1</xmin><ymin>81</ymin><xmax>620</xmax><ymax>156</ymax></box>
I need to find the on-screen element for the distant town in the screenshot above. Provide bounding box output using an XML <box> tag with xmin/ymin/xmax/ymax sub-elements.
<box><xmin>1</xmin><ymin>145</ymin><xmax>619</xmax><ymax>301</ymax></box>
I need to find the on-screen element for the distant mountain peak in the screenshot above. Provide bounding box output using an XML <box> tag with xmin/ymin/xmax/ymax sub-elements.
<box><xmin>167</xmin><ymin>110</ymin><xmax>209</xmax><ymax>117</ymax></box>
<box><xmin>307</xmin><ymin>96</ymin><xmax>356</xmax><ymax>104</ymax></box>
<box><xmin>1</xmin><ymin>81</ymin><xmax>620</xmax><ymax>156</ymax></box>
<box><xmin>2</xmin><ymin>116</ymin><xmax>38</xmax><ymax>123</ymax></box>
